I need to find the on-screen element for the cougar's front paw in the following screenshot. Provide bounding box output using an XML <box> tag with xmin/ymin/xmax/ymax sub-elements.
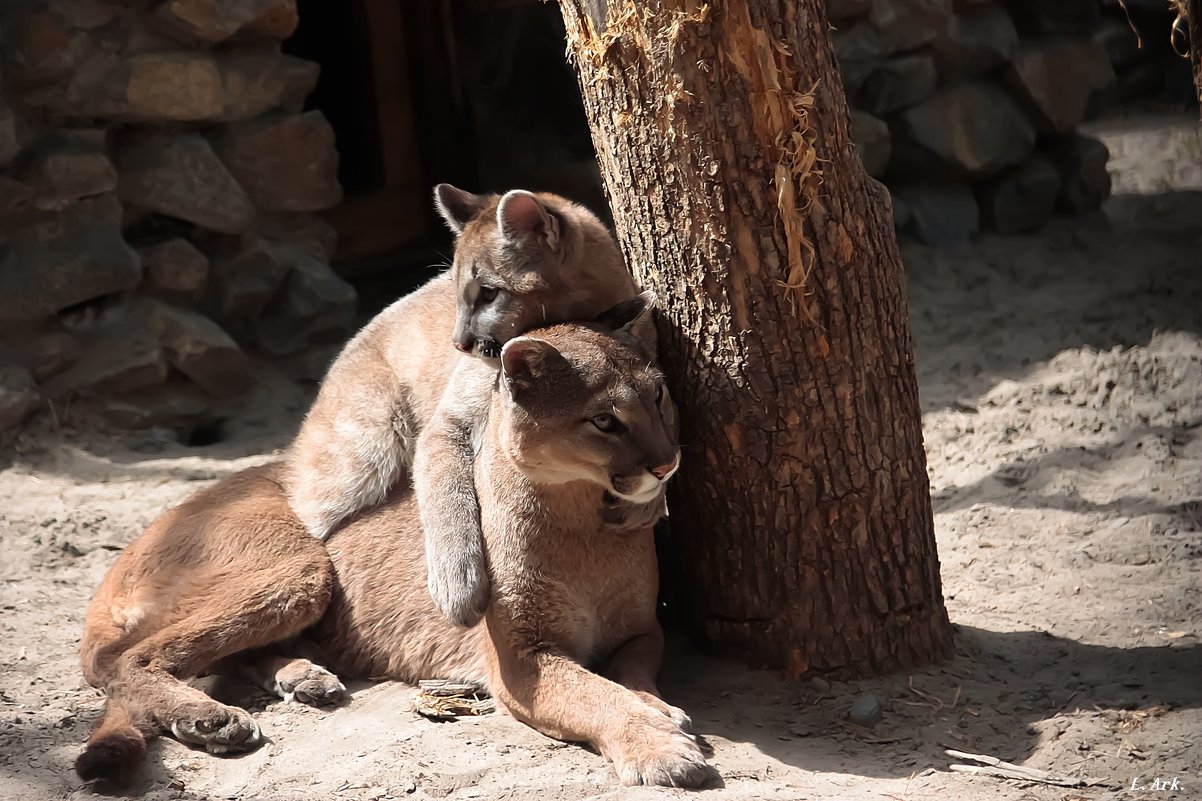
<box><xmin>427</xmin><ymin>557</ymin><xmax>490</xmax><ymax>628</ymax></box>
<box><xmin>634</xmin><ymin>691</ymin><xmax>693</xmax><ymax>731</ymax></box>
<box><xmin>273</xmin><ymin>660</ymin><xmax>348</xmax><ymax>707</ymax></box>
<box><xmin>609</xmin><ymin>707</ymin><xmax>710</xmax><ymax>788</ymax></box>
<box><xmin>169</xmin><ymin>701</ymin><xmax>262</xmax><ymax>755</ymax></box>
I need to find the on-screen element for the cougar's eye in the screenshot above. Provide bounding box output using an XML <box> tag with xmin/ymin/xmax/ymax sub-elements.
<box><xmin>591</xmin><ymin>413</ymin><xmax>621</xmax><ymax>434</ymax></box>
<box><xmin>478</xmin><ymin>285</ymin><xmax>499</xmax><ymax>303</ymax></box>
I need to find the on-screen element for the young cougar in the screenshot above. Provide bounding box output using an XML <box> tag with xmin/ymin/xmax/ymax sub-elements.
<box><xmin>285</xmin><ymin>185</ymin><xmax>664</xmax><ymax>627</ymax></box>
<box><xmin>77</xmin><ymin>299</ymin><xmax>706</xmax><ymax>788</ymax></box>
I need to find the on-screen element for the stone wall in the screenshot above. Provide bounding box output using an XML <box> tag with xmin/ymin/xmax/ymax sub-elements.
<box><xmin>0</xmin><ymin>0</ymin><xmax>353</xmax><ymax>438</ymax></box>
<box><xmin>833</xmin><ymin>0</ymin><xmax>1119</xmax><ymax>245</ymax></box>
<box><xmin>0</xmin><ymin>0</ymin><xmax>1156</xmax><ymax>437</ymax></box>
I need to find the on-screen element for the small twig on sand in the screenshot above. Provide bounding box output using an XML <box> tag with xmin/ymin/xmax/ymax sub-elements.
<box><xmin>945</xmin><ymin>749</ymin><xmax>1083</xmax><ymax>787</ymax></box>
<box><xmin>908</xmin><ymin>676</ymin><xmax>953</xmax><ymax>711</ymax></box>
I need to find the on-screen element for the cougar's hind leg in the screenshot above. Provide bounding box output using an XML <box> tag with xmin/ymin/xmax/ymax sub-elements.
<box><xmin>109</xmin><ymin>557</ymin><xmax>335</xmax><ymax>754</ymax></box>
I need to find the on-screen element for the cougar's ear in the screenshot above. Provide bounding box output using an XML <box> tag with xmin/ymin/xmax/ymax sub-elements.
<box><xmin>594</xmin><ymin>290</ymin><xmax>658</xmax><ymax>354</ymax></box>
<box><xmin>498</xmin><ymin>190</ymin><xmax>561</xmax><ymax>251</ymax></box>
<box><xmin>434</xmin><ymin>184</ymin><xmax>488</xmax><ymax>235</ymax></box>
<box><xmin>500</xmin><ymin>337</ymin><xmax>560</xmax><ymax>398</ymax></box>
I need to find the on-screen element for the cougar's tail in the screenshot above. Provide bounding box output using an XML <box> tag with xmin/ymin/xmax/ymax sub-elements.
<box><xmin>75</xmin><ymin>698</ymin><xmax>148</xmax><ymax>785</ymax></box>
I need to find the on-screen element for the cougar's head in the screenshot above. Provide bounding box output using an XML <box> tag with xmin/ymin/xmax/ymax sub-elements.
<box><xmin>493</xmin><ymin>292</ymin><xmax>679</xmax><ymax>504</ymax></box>
<box><xmin>433</xmin><ymin>183</ymin><xmax>636</xmax><ymax>361</ymax></box>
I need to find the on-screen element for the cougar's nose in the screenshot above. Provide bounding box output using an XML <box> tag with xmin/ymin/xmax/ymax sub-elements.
<box><xmin>648</xmin><ymin>453</ymin><xmax>680</xmax><ymax>481</ymax></box>
<box><xmin>452</xmin><ymin>329</ymin><xmax>474</xmax><ymax>353</ymax></box>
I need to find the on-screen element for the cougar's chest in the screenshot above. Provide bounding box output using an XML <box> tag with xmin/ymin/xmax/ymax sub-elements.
<box><xmin>540</xmin><ymin>527</ymin><xmax>657</xmax><ymax>665</ymax></box>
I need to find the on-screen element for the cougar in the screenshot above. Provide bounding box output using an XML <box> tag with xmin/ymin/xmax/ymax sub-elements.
<box><xmin>285</xmin><ymin>184</ymin><xmax>664</xmax><ymax>627</ymax></box>
<box><xmin>76</xmin><ymin>303</ymin><xmax>707</xmax><ymax>788</ymax></box>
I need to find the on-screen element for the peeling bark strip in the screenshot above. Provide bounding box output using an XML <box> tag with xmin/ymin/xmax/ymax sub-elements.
<box><xmin>1188</xmin><ymin>0</ymin><xmax>1202</xmax><ymax>118</ymax></box>
<box><xmin>559</xmin><ymin>0</ymin><xmax>952</xmax><ymax>676</ymax></box>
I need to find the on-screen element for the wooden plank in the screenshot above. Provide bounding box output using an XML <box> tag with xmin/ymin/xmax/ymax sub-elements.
<box><xmin>361</xmin><ymin>0</ymin><xmax>423</xmax><ymax>188</ymax></box>
<box><xmin>323</xmin><ymin>186</ymin><xmax>427</xmax><ymax>269</ymax></box>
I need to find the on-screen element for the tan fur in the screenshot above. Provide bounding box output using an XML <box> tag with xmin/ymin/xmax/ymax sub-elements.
<box><xmin>76</xmin><ymin>466</ymin><xmax>336</xmax><ymax>783</ymax></box>
<box><xmin>77</xmin><ymin>319</ymin><xmax>708</xmax><ymax>788</ymax></box>
<box><xmin>285</xmin><ymin>185</ymin><xmax>647</xmax><ymax>628</ymax></box>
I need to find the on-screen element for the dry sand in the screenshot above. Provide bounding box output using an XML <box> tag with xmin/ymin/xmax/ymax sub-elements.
<box><xmin>2</xmin><ymin>119</ymin><xmax>1200</xmax><ymax>801</ymax></box>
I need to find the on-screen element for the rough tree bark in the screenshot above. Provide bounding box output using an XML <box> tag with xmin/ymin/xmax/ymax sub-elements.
<box><xmin>1188</xmin><ymin>0</ymin><xmax>1202</xmax><ymax>117</ymax></box>
<box><xmin>558</xmin><ymin>0</ymin><xmax>952</xmax><ymax>677</ymax></box>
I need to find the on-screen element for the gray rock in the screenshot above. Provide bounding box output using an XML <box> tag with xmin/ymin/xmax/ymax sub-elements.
<box><xmin>1006</xmin><ymin>0</ymin><xmax>1100</xmax><ymax>34</ymax></box>
<box><xmin>44</xmin><ymin>0</ymin><xmax>119</xmax><ymax>29</ymax></box>
<box><xmin>101</xmin><ymin>385</ymin><xmax>211</xmax><ymax>430</ymax></box>
<box><xmin>141</xmin><ymin>238</ymin><xmax>210</xmax><ymax>294</ymax></box>
<box><xmin>1093</xmin><ymin>19</ymin><xmax>1144</xmax><ymax>70</ymax></box>
<box><xmin>31</xmin><ymin>331</ymin><xmax>81</xmax><ymax>382</ymax></box>
<box><xmin>890</xmin><ymin>81</ymin><xmax>1035</xmax><ymax>178</ymax></box>
<box><xmin>3</xmin><ymin>9</ymin><xmax>76</xmax><ymax>87</ymax></box>
<box><xmin>152</xmin><ymin>0</ymin><xmax>299</xmax><ymax>44</ymax></box>
<box><xmin>257</xmin><ymin>213</ymin><xmax>338</xmax><ymax>259</ymax></box>
<box><xmin>1005</xmin><ymin>38</ymin><xmax>1116</xmax><ymax>135</ymax></box>
<box><xmin>0</xmin><ymin>367</ymin><xmax>40</xmax><ymax>433</ymax></box>
<box><xmin>0</xmin><ymin>195</ymin><xmax>142</xmax><ymax>325</ymax></box>
<box><xmin>833</xmin><ymin>22</ymin><xmax>883</xmax><ymax>96</ymax></box>
<box><xmin>139</xmin><ymin>300</ymin><xmax>250</xmax><ymax>396</ymax></box>
<box><xmin>861</xmin><ymin>52</ymin><xmax>936</xmax><ymax>115</ymax></box>
<box><xmin>848</xmin><ymin>693</ymin><xmax>883</xmax><ymax>726</ymax></box>
<box><xmin>216</xmin><ymin>51</ymin><xmax>319</xmax><ymax>120</ymax></box>
<box><xmin>55</xmin><ymin>50</ymin><xmax>317</xmax><ymax>123</ymax></box>
<box><xmin>933</xmin><ymin>6</ymin><xmax>1019</xmax><ymax>76</ymax></box>
<box><xmin>868</xmin><ymin>0</ymin><xmax>951</xmax><ymax>56</ymax></box>
<box><xmin>278</xmin><ymin>342</ymin><xmax>341</xmax><ymax>384</ymax></box>
<box><xmin>827</xmin><ymin>0</ymin><xmax>871</xmax><ymax>20</ymax></box>
<box><xmin>238</xmin><ymin>0</ymin><xmax>300</xmax><ymax>38</ymax></box>
<box><xmin>1</xmin><ymin>100</ymin><xmax>21</xmax><ymax>167</ymax></box>
<box><xmin>896</xmin><ymin>183</ymin><xmax>979</xmax><ymax>245</ymax></box>
<box><xmin>61</xmin><ymin>52</ymin><xmax>225</xmax><ymax>122</ymax></box>
<box><xmin>44</xmin><ymin>323</ymin><xmax>168</xmax><ymax>398</ymax></box>
<box><xmin>209</xmin><ymin>236</ymin><xmax>293</xmax><ymax>323</ymax></box>
<box><xmin>0</xmin><ymin>176</ymin><xmax>34</xmax><ymax>212</ymax></box>
<box><xmin>213</xmin><ymin>111</ymin><xmax>342</xmax><ymax>212</ymax></box>
<box><xmin>850</xmin><ymin>110</ymin><xmax>892</xmax><ymax>177</ymax></box>
<box><xmin>20</xmin><ymin>129</ymin><xmax>117</xmax><ymax>208</ymax></box>
<box><xmin>117</xmin><ymin>132</ymin><xmax>255</xmax><ymax>234</ymax></box>
<box><xmin>1110</xmin><ymin>61</ymin><xmax>1168</xmax><ymax>107</ymax></box>
<box><xmin>1048</xmin><ymin>134</ymin><xmax>1111</xmax><ymax>213</ymax></box>
<box><xmin>256</xmin><ymin>249</ymin><xmax>357</xmax><ymax>355</ymax></box>
<box><xmin>976</xmin><ymin>158</ymin><xmax>1061</xmax><ymax>234</ymax></box>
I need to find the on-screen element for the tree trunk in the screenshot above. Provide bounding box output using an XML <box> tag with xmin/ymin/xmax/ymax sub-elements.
<box><xmin>1188</xmin><ymin>0</ymin><xmax>1202</xmax><ymax>118</ymax></box>
<box><xmin>558</xmin><ymin>0</ymin><xmax>952</xmax><ymax>677</ymax></box>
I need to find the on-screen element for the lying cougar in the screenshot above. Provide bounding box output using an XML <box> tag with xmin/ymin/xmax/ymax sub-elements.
<box><xmin>286</xmin><ymin>184</ymin><xmax>663</xmax><ymax>628</ymax></box>
<box><xmin>76</xmin><ymin>300</ymin><xmax>707</xmax><ymax>788</ymax></box>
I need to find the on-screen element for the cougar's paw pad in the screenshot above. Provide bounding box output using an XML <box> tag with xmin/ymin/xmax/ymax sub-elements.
<box><xmin>273</xmin><ymin>661</ymin><xmax>348</xmax><ymax>707</ymax></box>
<box><xmin>169</xmin><ymin>702</ymin><xmax>262</xmax><ymax>755</ymax></box>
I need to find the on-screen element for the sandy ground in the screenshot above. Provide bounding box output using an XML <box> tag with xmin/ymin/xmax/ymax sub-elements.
<box><xmin>3</xmin><ymin>120</ymin><xmax>1201</xmax><ymax>800</ymax></box>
